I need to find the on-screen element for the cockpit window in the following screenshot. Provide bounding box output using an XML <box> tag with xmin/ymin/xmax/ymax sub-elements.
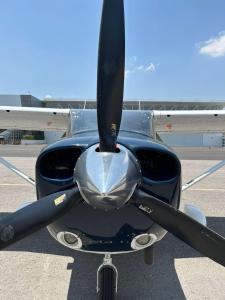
<box><xmin>70</xmin><ymin>109</ymin><xmax>152</xmax><ymax>137</ymax></box>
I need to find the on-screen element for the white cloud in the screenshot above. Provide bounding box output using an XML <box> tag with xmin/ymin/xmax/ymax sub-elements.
<box><xmin>145</xmin><ymin>63</ymin><xmax>156</xmax><ymax>72</ymax></box>
<box><xmin>127</xmin><ymin>56</ymin><xmax>137</xmax><ymax>67</ymax></box>
<box><xmin>125</xmin><ymin>56</ymin><xmax>157</xmax><ymax>77</ymax></box>
<box><xmin>125</xmin><ymin>69</ymin><xmax>135</xmax><ymax>77</ymax></box>
<box><xmin>44</xmin><ymin>94</ymin><xmax>52</xmax><ymax>99</ymax></box>
<box><xmin>199</xmin><ymin>32</ymin><xmax>225</xmax><ymax>57</ymax></box>
<box><xmin>137</xmin><ymin>65</ymin><xmax>144</xmax><ymax>70</ymax></box>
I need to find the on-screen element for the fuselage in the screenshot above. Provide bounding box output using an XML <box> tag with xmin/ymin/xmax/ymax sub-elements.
<box><xmin>35</xmin><ymin>110</ymin><xmax>181</xmax><ymax>253</ymax></box>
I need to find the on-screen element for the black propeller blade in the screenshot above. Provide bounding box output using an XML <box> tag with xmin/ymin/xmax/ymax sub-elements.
<box><xmin>0</xmin><ymin>187</ymin><xmax>81</xmax><ymax>250</ymax></box>
<box><xmin>97</xmin><ymin>0</ymin><xmax>125</xmax><ymax>152</ymax></box>
<box><xmin>132</xmin><ymin>189</ymin><xmax>225</xmax><ymax>267</ymax></box>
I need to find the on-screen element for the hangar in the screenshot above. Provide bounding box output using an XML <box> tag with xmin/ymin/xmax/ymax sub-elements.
<box><xmin>0</xmin><ymin>94</ymin><xmax>225</xmax><ymax>147</ymax></box>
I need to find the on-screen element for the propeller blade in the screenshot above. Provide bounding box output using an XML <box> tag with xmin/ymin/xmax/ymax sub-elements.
<box><xmin>132</xmin><ymin>189</ymin><xmax>225</xmax><ymax>267</ymax></box>
<box><xmin>97</xmin><ymin>0</ymin><xmax>125</xmax><ymax>152</ymax></box>
<box><xmin>0</xmin><ymin>187</ymin><xmax>81</xmax><ymax>250</ymax></box>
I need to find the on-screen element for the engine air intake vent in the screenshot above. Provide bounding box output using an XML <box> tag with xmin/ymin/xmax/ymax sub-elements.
<box><xmin>135</xmin><ymin>149</ymin><xmax>179</xmax><ymax>181</ymax></box>
<box><xmin>39</xmin><ymin>147</ymin><xmax>82</xmax><ymax>180</ymax></box>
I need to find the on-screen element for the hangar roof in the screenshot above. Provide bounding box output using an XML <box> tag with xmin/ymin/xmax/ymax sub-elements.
<box><xmin>43</xmin><ymin>98</ymin><xmax>225</xmax><ymax>110</ymax></box>
<box><xmin>0</xmin><ymin>95</ymin><xmax>225</xmax><ymax>110</ymax></box>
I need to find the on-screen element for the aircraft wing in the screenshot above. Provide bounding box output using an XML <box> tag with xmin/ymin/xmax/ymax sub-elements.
<box><xmin>0</xmin><ymin>106</ymin><xmax>70</xmax><ymax>131</ymax></box>
<box><xmin>1</xmin><ymin>106</ymin><xmax>225</xmax><ymax>133</ymax></box>
<box><xmin>152</xmin><ymin>110</ymin><xmax>225</xmax><ymax>133</ymax></box>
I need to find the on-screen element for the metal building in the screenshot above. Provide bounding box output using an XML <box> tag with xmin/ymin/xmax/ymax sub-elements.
<box><xmin>0</xmin><ymin>95</ymin><xmax>43</xmax><ymax>144</ymax></box>
<box><xmin>1</xmin><ymin>95</ymin><xmax>225</xmax><ymax>147</ymax></box>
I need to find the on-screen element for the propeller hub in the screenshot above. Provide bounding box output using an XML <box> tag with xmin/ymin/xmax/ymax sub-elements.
<box><xmin>74</xmin><ymin>144</ymin><xmax>141</xmax><ymax>211</ymax></box>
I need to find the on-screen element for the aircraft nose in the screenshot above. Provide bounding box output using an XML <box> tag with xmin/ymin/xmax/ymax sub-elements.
<box><xmin>74</xmin><ymin>144</ymin><xmax>141</xmax><ymax>210</ymax></box>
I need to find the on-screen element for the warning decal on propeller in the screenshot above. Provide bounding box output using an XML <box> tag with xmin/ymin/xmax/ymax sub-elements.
<box><xmin>54</xmin><ymin>194</ymin><xmax>66</xmax><ymax>206</ymax></box>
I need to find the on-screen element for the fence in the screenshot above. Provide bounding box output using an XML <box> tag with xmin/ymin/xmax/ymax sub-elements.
<box><xmin>0</xmin><ymin>130</ymin><xmax>23</xmax><ymax>144</ymax></box>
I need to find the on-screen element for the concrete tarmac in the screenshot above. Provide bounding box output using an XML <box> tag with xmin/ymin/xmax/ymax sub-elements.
<box><xmin>1</xmin><ymin>144</ymin><xmax>225</xmax><ymax>160</ymax></box>
<box><xmin>0</xmin><ymin>144</ymin><xmax>45</xmax><ymax>157</ymax></box>
<box><xmin>0</xmin><ymin>149</ymin><xmax>225</xmax><ymax>299</ymax></box>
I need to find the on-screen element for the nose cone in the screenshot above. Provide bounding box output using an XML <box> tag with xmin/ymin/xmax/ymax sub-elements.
<box><xmin>74</xmin><ymin>144</ymin><xmax>141</xmax><ymax>210</ymax></box>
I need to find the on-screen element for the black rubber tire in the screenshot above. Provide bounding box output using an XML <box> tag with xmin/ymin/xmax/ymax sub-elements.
<box><xmin>98</xmin><ymin>266</ymin><xmax>116</xmax><ymax>300</ymax></box>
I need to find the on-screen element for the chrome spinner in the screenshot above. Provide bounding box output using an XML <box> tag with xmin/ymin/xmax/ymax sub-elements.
<box><xmin>74</xmin><ymin>144</ymin><xmax>141</xmax><ymax>211</ymax></box>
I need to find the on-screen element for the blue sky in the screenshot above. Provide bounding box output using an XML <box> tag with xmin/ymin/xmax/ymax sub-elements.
<box><xmin>0</xmin><ymin>0</ymin><xmax>225</xmax><ymax>100</ymax></box>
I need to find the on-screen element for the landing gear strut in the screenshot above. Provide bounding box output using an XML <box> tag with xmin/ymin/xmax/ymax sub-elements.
<box><xmin>97</xmin><ymin>254</ymin><xmax>118</xmax><ymax>300</ymax></box>
<box><xmin>144</xmin><ymin>245</ymin><xmax>155</xmax><ymax>265</ymax></box>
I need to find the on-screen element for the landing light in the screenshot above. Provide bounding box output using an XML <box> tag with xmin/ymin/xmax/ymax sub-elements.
<box><xmin>64</xmin><ymin>233</ymin><xmax>79</xmax><ymax>246</ymax></box>
<box><xmin>136</xmin><ymin>235</ymin><xmax>151</xmax><ymax>245</ymax></box>
<box><xmin>131</xmin><ymin>233</ymin><xmax>157</xmax><ymax>250</ymax></box>
<box><xmin>57</xmin><ymin>232</ymin><xmax>82</xmax><ymax>249</ymax></box>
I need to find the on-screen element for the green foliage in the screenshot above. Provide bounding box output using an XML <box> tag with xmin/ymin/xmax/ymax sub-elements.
<box><xmin>22</xmin><ymin>135</ymin><xmax>35</xmax><ymax>140</ymax></box>
<box><xmin>22</xmin><ymin>131</ymin><xmax>44</xmax><ymax>140</ymax></box>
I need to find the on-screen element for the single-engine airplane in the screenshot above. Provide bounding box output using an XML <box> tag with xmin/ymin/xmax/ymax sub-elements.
<box><xmin>0</xmin><ymin>1</ymin><xmax>225</xmax><ymax>299</ymax></box>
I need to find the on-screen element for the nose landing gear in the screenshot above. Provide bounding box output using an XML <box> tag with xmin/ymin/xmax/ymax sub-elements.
<box><xmin>97</xmin><ymin>254</ymin><xmax>118</xmax><ymax>300</ymax></box>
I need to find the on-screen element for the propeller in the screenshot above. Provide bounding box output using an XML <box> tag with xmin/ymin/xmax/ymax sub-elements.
<box><xmin>132</xmin><ymin>189</ymin><xmax>225</xmax><ymax>267</ymax></box>
<box><xmin>0</xmin><ymin>187</ymin><xmax>81</xmax><ymax>250</ymax></box>
<box><xmin>0</xmin><ymin>0</ymin><xmax>125</xmax><ymax>250</ymax></box>
<box><xmin>97</xmin><ymin>0</ymin><xmax>125</xmax><ymax>152</ymax></box>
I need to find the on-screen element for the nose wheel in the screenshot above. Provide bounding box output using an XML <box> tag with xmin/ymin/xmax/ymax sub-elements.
<box><xmin>97</xmin><ymin>254</ymin><xmax>118</xmax><ymax>300</ymax></box>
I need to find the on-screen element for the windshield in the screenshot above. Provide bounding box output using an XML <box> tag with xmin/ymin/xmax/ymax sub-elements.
<box><xmin>70</xmin><ymin>109</ymin><xmax>153</xmax><ymax>137</ymax></box>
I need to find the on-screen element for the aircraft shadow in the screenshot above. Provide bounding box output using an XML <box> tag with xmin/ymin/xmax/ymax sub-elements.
<box><xmin>0</xmin><ymin>213</ymin><xmax>224</xmax><ymax>300</ymax></box>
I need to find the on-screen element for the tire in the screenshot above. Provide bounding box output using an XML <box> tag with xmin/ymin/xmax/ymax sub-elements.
<box><xmin>98</xmin><ymin>265</ymin><xmax>116</xmax><ymax>300</ymax></box>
